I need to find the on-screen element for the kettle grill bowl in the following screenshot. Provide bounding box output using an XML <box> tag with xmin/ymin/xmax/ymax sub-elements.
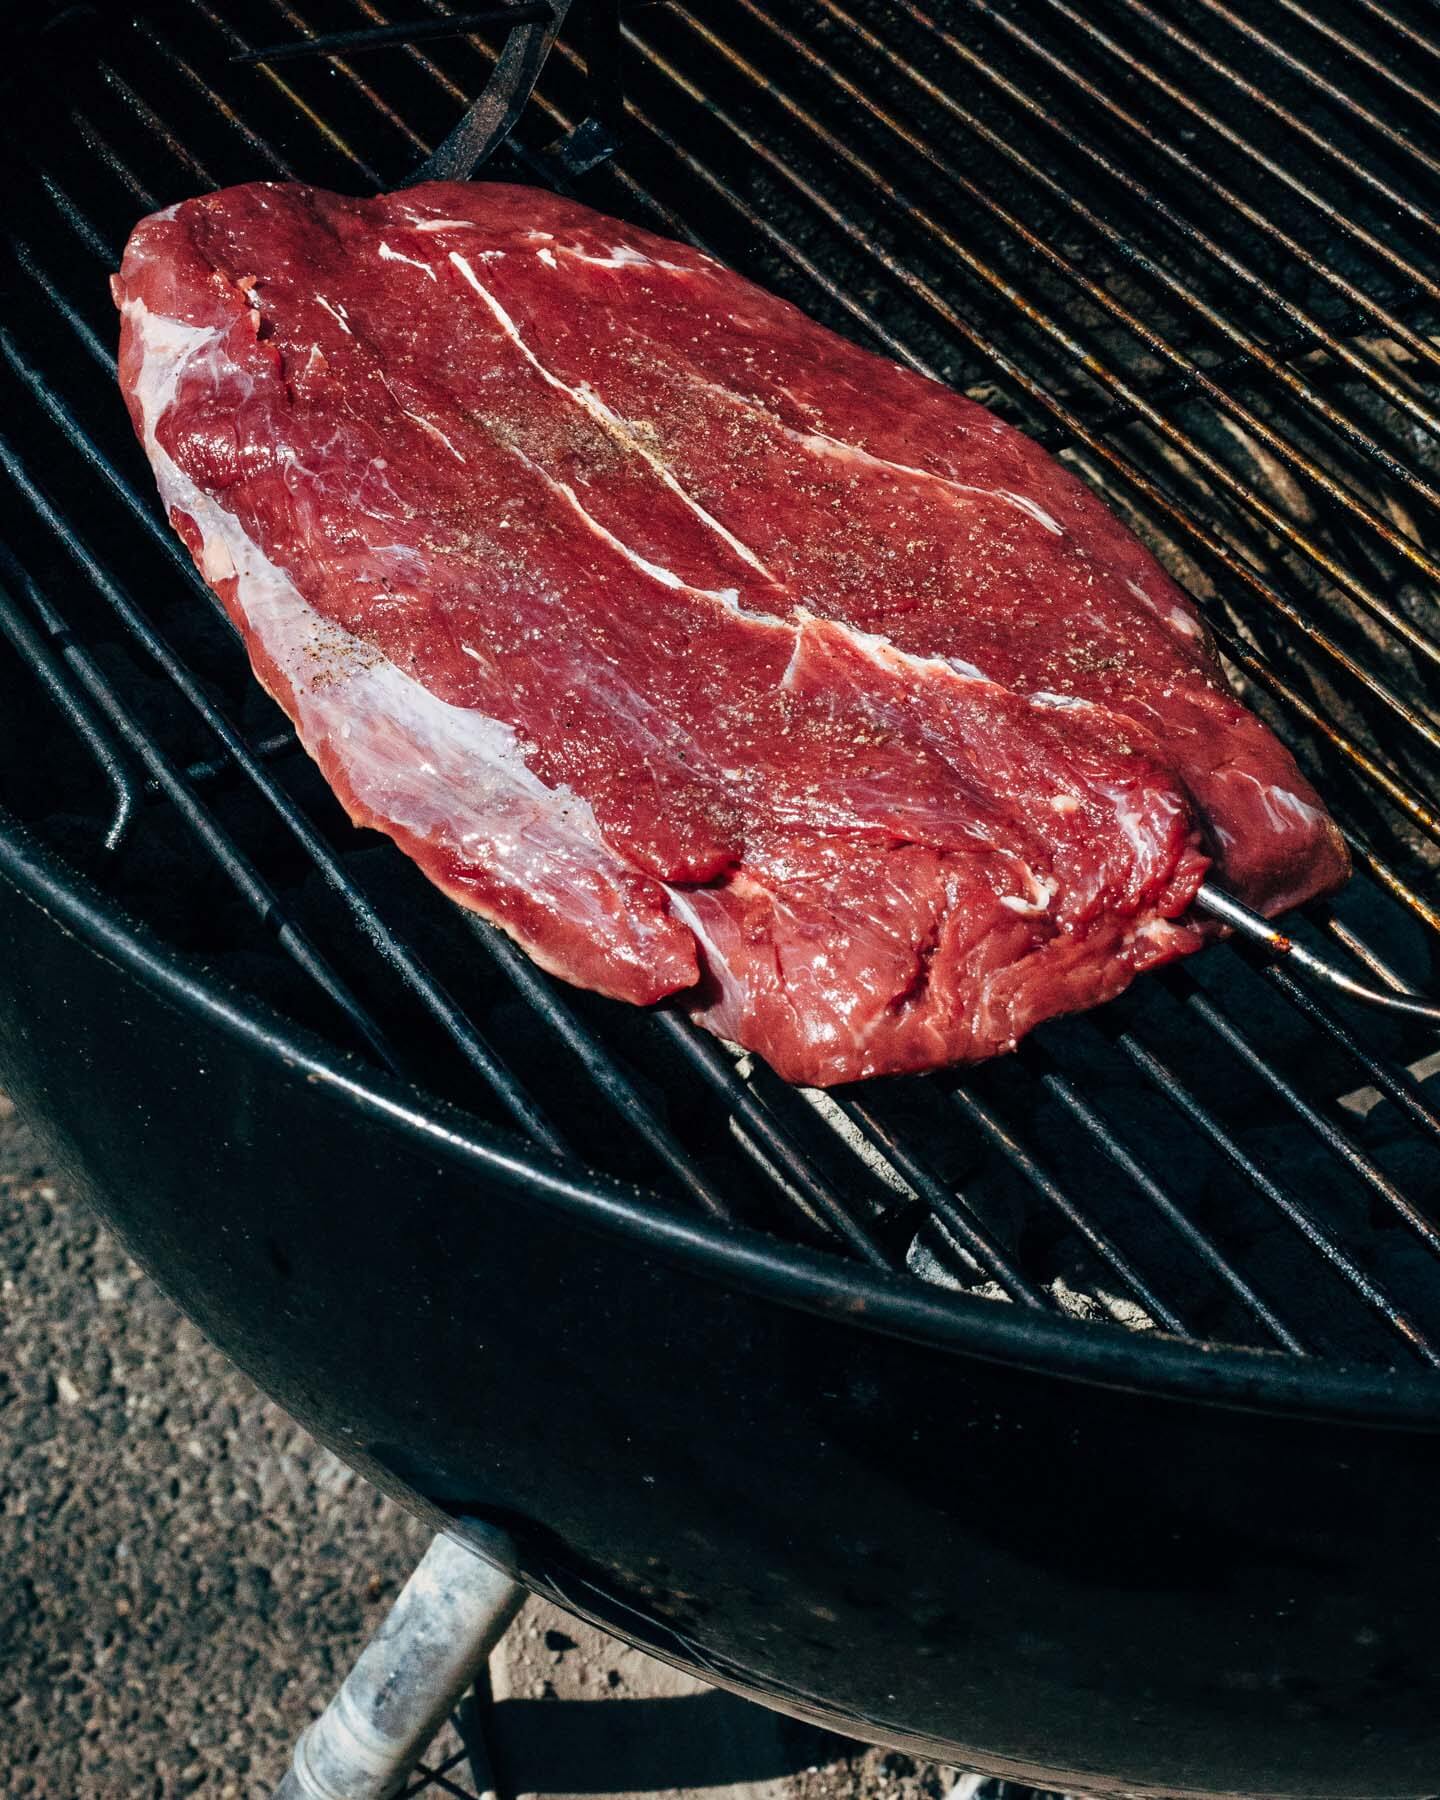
<box><xmin>5</xmin><ymin>1</ymin><xmax>1440</xmax><ymax>1791</ymax></box>
<box><xmin>5</xmin><ymin>828</ymin><xmax>1440</xmax><ymax>1799</ymax></box>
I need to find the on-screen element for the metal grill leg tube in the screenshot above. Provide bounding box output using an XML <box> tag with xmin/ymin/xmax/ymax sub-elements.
<box><xmin>272</xmin><ymin>1530</ymin><xmax>521</xmax><ymax>1800</ymax></box>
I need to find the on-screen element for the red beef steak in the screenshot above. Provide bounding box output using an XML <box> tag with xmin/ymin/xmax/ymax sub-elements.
<box><xmin>114</xmin><ymin>181</ymin><xmax>1348</xmax><ymax>1085</ymax></box>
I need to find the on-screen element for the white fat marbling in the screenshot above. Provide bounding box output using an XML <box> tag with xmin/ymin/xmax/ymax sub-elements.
<box><xmin>378</xmin><ymin>240</ymin><xmax>438</xmax><ymax>281</ymax></box>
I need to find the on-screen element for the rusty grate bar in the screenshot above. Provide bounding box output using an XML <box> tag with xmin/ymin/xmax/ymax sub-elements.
<box><xmin>805</xmin><ymin>0</ymin><xmax>1440</xmax><ymax>514</ymax></box>
<box><xmin>1002</xmin><ymin>0</ymin><xmax>1440</xmax><ymax>340</ymax></box>
<box><xmin>618</xmin><ymin>12</ymin><xmax>1440</xmax><ymax>826</ymax></box>
<box><xmin>732</xmin><ymin>0</ymin><xmax>1440</xmax><ymax>679</ymax></box>
<box><xmin>642</xmin><ymin>4</ymin><xmax>1440</xmax><ymax>725</ymax></box>
<box><xmin>1162</xmin><ymin>0</ymin><xmax>1440</xmax><ymax>187</ymax></box>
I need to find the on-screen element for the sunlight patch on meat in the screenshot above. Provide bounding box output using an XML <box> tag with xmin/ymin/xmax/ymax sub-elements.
<box><xmin>315</xmin><ymin>295</ymin><xmax>351</xmax><ymax>333</ymax></box>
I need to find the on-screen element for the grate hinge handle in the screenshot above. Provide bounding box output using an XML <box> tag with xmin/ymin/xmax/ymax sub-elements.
<box><xmin>1194</xmin><ymin>883</ymin><xmax>1440</xmax><ymax>1028</ymax></box>
<box><xmin>406</xmin><ymin>1</ymin><xmax>576</xmax><ymax>183</ymax></box>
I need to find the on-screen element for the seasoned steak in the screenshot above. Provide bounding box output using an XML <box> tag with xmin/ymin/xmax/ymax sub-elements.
<box><xmin>114</xmin><ymin>181</ymin><xmax>1348</xmax><ymax>1085</ymax></box>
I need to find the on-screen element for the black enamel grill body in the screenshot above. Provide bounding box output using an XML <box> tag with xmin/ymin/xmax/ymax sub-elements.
<box><xmin>3</xmin><ymin>3</ymin><xmax>1440</xmax><ymax>1795</ymax></box>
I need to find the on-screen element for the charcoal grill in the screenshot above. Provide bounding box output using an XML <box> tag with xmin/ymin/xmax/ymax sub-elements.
<box><xmin>3</xmin><ymin>2</ymin><xmax>1440</xmax><ymax>1794</ymax></box>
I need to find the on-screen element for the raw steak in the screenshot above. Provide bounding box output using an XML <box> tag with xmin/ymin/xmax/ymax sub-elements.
<box><xmin>114</xmin><ymin>181</ymin><xmax>1348</xmax><ymax>1086</ymax></box>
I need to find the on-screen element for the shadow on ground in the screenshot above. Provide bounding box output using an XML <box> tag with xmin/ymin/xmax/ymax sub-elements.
<box><xmin>487</xmin><ymin>1688</ymin><xmax>853</xmax><ymax>1793</ymax></box>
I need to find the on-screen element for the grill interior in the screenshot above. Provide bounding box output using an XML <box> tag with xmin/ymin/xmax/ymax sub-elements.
<box><xmin>3</xmin><ymin>0</ymin><xmax>1440</xmax><ymax>1370</ymax></box>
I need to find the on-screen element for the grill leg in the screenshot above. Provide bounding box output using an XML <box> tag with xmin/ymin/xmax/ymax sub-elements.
<box><xmin>272</xmin><ymin>1528</ymin><xmax>521</xmax><ymax>1800</ymax></box>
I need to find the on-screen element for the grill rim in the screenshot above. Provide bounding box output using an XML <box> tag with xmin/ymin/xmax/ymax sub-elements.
<box><xmin>8</xmin><ymin>804</ymin><xmax>1440</xmax><ymax>1431</ymax></box>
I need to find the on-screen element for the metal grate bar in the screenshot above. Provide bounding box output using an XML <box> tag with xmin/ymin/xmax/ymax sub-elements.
<box><xmin>924</xmin><ymin>0</ymin><xmax>1440</xmax><ymax>380</ymax></box>
<box><xmin>95</xmin><ymin>61</ymin><xmax>222</xmax><ymax>189</ymax></box>
<box><xmin>647</xmin><ymin>1012</ymin><xmax>900</xmax><ymax>1269</ymax></box>
<box><xmin>1175</xmin><ymin>0</ymin><xmax>1440</xmax><ymax>181</ymax></box>
<box><xmin>1320</xmin><ymin>906</ymin><xmax>1437</xmax><ymax>999</ymax></box>
<box><xmin>1250</xmin><ymin>900</ymin><xmax>1440</xmax><ymax>1097</ymax></box>
<box><xmin>460</xmin><ymin>917</ymin><xmax>737</xmax><ymax>1220</ymax></box>
<box><xmin>1172</xmin><ymin>969</ymin><xmax>1440</xmax><ymax>1252</ymax></box>
<box><xmin>69</xmin><ymin>109</ymin><xmax>161</xmax><ymax>208</ymax></box>
<box><xmin>235</xmin><ymin>7</ymin><xmax>553</xmax><ymax>68</ymax></box>
<box><xmin>260</xmin><ymin>0</ymin><xmax>432</xmax><ymax>156</ymax></box>
<box><xmin>183</xmin><ymin>730</ymin><xmax>297</xmax><ymax>788</ymax></box>
<box><xmin>1018</xmin><ymin>0</ymin><xmax>1440</xmax><ymax>329</ymax></box>
<box><xmin>659</xmin><ymin>4</ymin><xmax>1440</xmax><ymax>690</ymax></box>
<box><xmin>186</xmin><ymin>0</ymin><xmax>385</xmax><ymax>184</ymax></box>
<box><xmin>948</xmin><ymin>1085</ymin><xmax>1191</xmax><ymax>1335</ymax></box>
<box><xmin>1338</xmin><ymin>0</ymin><xmax>1440</xmax><ymax>69</ymax></box>
<box><xmin>1021</xmin><ymin>1050</ymin><xmax>1309</xmax><ymax>1353</ymax></box>
<box><xmin>1215</xmin><ymin>891</ymin><xmax>1440</xmax><ymax>1109</ymax></box>
<box><xmin>892</xmin><ymin>0</ymin><xmax>1440</xmax><ymax>439</ymax></box>
<box><xmin>0</xmin><ymin>581</ymin><xmax>139</xmax><ymax>854</ymax></box>
<box><xmin>834</xmin><ymin>1093</ymin><xmax>1052</xmax><ymax>1310</ymax></box>
<box><xmin>594</xmin><ymin>71</ymin><xmax>940</xmax><ymax>377</ymax></box>
<box><xmin>135</xmin><ymin>25</ymin><xmax>299</xmax><ymax>178</ymax></box>
<box><xmin>1259</xmin><ymin>961</ymin><xmax>1440</xmax><ymax>1153</ymax></box>
<box><xmin>1328</xmin><ymin>820</ymin><xmax>1440</xmax><ymax>942</ymax></box>
<box><xmin>1112</xmin><ymin>1027</ymin><xmax>1440</xmax><ymax>1366</ymax></box>
<box><xmin>34</xmin><ymin>171</ymin><xmax>117</xmax><ymax>263</ymax></box>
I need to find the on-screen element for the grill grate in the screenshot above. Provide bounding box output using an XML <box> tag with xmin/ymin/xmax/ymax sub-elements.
<box><xmin>2</xmin><ymin>0</ymin><xmax>1440</xmax><ymax>1368</ymax></box>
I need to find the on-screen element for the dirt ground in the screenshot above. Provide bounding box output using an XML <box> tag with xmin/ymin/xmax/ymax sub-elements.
<box><xmin>0</xmin><ymin>1084</ymin><xmax>958</xmax><ymax>1800</ymax></box>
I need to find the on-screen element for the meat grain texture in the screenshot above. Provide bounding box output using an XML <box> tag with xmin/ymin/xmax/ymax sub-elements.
<box><xmin>114</xmin><ymin>182</ymin><xmax>1348</xmax><ymax>1085</ymax></box>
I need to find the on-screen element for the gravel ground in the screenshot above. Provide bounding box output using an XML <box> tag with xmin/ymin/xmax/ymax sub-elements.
<box><xmin>0</xmin><ymin>1085</ymin><xmax>956</xmax><ymax>1800</ymax></box>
